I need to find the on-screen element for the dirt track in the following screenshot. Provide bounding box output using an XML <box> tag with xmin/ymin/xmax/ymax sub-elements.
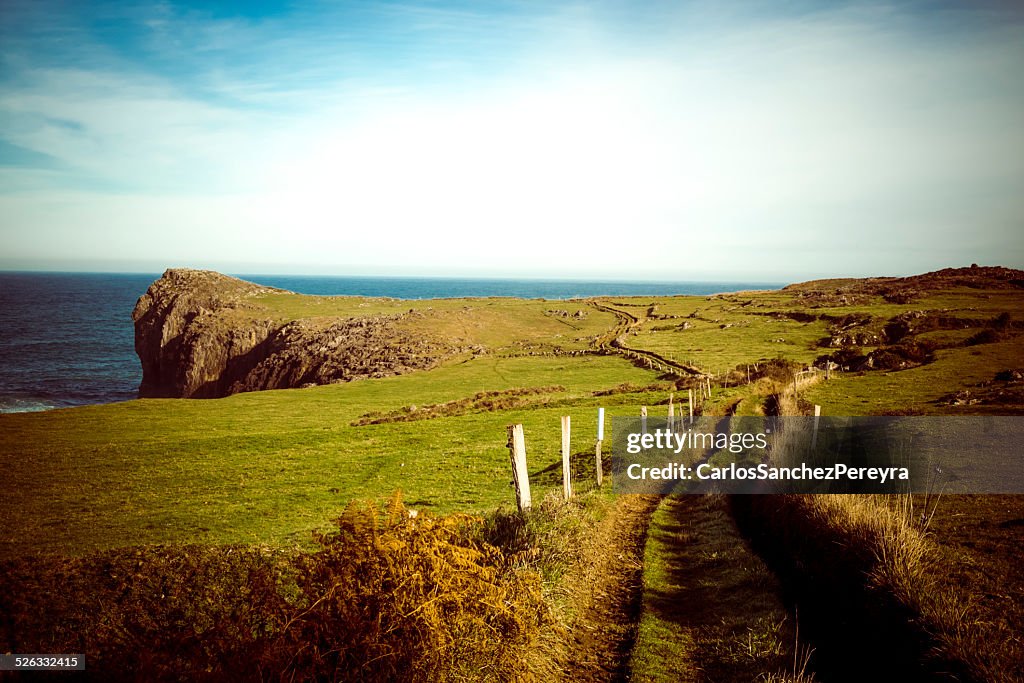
<box><xmin>558</xmin><ymin>495</ymin><xmax>660</xmax><ymax>682</ymax></box>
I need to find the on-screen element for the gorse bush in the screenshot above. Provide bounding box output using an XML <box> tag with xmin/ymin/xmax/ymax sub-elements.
<box><xmin>280</xmin><ymin>493</ymin><xmax>545</xmax><ymax>682</ymax></box>
<box><xmin>0</xmin><ymin>493</ymin><xmax>545</xmax><ymax>682</ymax></box>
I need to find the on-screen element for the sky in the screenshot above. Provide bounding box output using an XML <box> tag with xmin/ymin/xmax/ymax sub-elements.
<box><xmin>1</xmin><ymin>0</ymin><xmax>1022</xmax><ymax>281</ymax></box>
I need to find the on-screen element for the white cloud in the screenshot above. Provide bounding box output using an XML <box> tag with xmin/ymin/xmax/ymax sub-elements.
<box><xmin>1</xmin><ymin>1</ymin><xmax>1022</xmax><ymax>278</ymax></box>
<box><xmin>0</xmin><ymin>67</ymin><xmax>288</xmax><ymax>193</ymax></box>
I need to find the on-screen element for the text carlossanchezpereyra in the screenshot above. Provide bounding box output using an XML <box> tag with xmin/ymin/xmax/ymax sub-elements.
<box><xmin>626</xmin><ymin>462</ymin><xmax>911</xmax><ymax>483</ymax></box>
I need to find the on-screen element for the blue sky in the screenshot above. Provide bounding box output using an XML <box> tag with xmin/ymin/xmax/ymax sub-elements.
<box><xmin>1</xmin><ymin>0</ymin><xmax>1022</xmax><ymax>280</ymax></box>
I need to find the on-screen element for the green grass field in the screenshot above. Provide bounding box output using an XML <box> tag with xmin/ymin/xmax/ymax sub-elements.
<box><xmin>3</xmin><ymin>274</ymin><xmax>1021</xmax><ymax>563</ymax></box>
<box><xmin>804</xmin><ymin>338</ymin><xmax>1023</xmax><ymax>414</ymax></box>
<box><xmin>0</xmin><ymin>354</ymin><xmax>665</xmax><ymax>558</ymax></box>
<box><xmin>250</xmin><ymin>291</ymin><xmax>619</xmax><ymax>352</ymax></box>
<box><xmin>618</xmin><ymin>288</ymin><xmax>1024</xmax><ymax>376</ymax></box>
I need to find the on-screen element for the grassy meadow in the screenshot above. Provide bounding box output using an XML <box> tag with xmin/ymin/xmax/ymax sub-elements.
<box><xmin>0</xmin><ymin>354</ymin><xmax>665</xmax><ymax>559</ymax></box>
<box><xmin>2</xmin><ymin>269</ymin><xmax>1023</xmax><ymax>681</ymax></box>
<box><xmin>3</xmin><ymin>272</ymin><xmax>1022</xmax><ymax>555</ymax></box>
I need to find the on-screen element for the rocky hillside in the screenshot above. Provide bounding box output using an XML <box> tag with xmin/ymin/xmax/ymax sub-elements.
<box><xmin>783</xmin><ymin>265</ymin><xmax>1024</xmax><ymax>306</ymax></box>
<box><xmin>132</xmin><ymin>269</ymin><xmax>459</xmax><ymax>398</ymax></box>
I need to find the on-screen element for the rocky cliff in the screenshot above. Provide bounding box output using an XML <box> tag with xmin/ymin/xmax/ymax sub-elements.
<box><xmin>132</xmin><ymin>269</ymin><xmax>457</xmax><ymax>399</ymax></box>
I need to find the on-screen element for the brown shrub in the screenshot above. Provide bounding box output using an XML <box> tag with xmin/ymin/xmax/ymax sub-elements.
<box><xmin>352</xmin><ymin>386</ymin><xmax>566</xmax><ymax>425</ymax></box>
<box><xmin>279</xmin><ymin>495</ymin><xmax>545</xmax><ymax>682</ymax></box>
<box><xmin>0</xmin><ymin>494</ymin><xmax>545</xmax><ymax>682</ymax></box>
<box><xmin>591</xmin><ymin>381</ymin><xmax>674</xmax><ymax>397</ymax></box>
<box><xmin>966</xmin><ymin>328</ymin><xmax>1002</xmax><ymax>346</ymax></box>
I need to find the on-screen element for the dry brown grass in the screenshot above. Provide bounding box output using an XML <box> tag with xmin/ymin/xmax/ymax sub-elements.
<box><xmin>735</xmin><ymin>492</ymin><xmax>1021</xmax><ymax>681</ymax></box>
<box><xmin>839</xmin><ymin>494</ymin><xmax>1023</xmax><ymax>681</ymax></box>
<box><xmin>742</xmin><ymin>375</ymin><xmax>1018</xmax><ymax>679</ymax></box>
<box><xmin>0</xmin><ymin>493</ymin><xmax>548</xmax><ymax>682</ymax></box>
<box><xmin>481</xmin><ymin>491</ymin><xmax>615</xmax><ymax>680</ymax></box>
<box><xmin>480</xmin><ymin>491</ymin><xmax>662</xmax><ymax>682</ymax></box>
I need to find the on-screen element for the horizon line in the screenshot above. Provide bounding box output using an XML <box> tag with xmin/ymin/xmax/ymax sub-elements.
<box><xmin>0</xmin><ymin>267</ymin><xmax>799</xmax><ymax>286</ymax></box>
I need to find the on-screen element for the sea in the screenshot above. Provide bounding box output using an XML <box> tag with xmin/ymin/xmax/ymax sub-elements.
<box><xmin>0</xmin><ymin>272</ymin><xmax>782</xmax><ymax>413</ymax></box>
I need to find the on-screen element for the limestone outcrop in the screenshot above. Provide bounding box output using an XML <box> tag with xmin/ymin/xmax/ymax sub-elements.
<box><xmin>132</xmin><ymin>269</ymin><xmax>455</xmax><ymax>398</ymax></box>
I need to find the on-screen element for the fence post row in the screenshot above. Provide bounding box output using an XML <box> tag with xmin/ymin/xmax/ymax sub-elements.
<box><xmin>506</xmin><ymin>424</ymin><xmax>532</xmax><ymax>512</ymax></box>
<box><xmin>508</xmin><ymin>411</ymin><xmax>606</xmax><ymax>508</ymax></box>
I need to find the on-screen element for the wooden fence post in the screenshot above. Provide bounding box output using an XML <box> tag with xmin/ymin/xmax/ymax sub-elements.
<box><xmin>561</xmin><ymin>415</ymin><xmax>573</xmax><ymax>500</ymax></box>
<box><xmin>812</xmin><ymin>405</ymin><xmax>821</xmax><ymax>450</ymax></box>
<box><xmin>688</xmin><ymin>388</ymin><xmax>694</xmax><ymax>422</ymax></box>
<box><xmin>596</xmin><ymin>407</ymin><xmax>605</xmax><ymax>488</ymax></box>
<box><xmin>640</xmin><ymin>405</ymin><xmax>647</xmax><ymax>434</ymax></box>
<box><xmin>667</xmin><ymin>392</ymin><xmax>675</xmax><ymax>432</ymax></box>
<box><xmin>506</xmin><ymin>424</ymin><xmax>532</xmax><ymax>512</ymax></box>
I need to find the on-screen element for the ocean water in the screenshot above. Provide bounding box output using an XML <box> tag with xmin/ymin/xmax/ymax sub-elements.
<box><xmin>244</xmin><ymin>275</ymin><xmax>783</xmax><ymax>300</ymax></box>
<box><xmin>0</xmin><ymin>272</ymin><xmax>782</xmax><ymax>413</ymax></box>
<box><xmin>0</xmin><ymin>273</ymin><xmax>154</xmax><ymax>413</ymax></box>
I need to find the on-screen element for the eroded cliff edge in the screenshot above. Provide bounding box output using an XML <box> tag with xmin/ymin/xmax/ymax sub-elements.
<box><xmin>133</xmin><ymin>269</ymin><xmax>458</xmax><ymax>398</ymax></box>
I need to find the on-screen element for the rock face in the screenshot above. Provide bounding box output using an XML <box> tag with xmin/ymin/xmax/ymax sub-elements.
<box><xmin>226</xmin><ymin>316</ymin><xmax>450</xmax><ymax>395</ymax></box>
<box><xmin>132</xmin><ymin>269</ymin><xmax>456</xmax><ymax>399</ymax></box>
